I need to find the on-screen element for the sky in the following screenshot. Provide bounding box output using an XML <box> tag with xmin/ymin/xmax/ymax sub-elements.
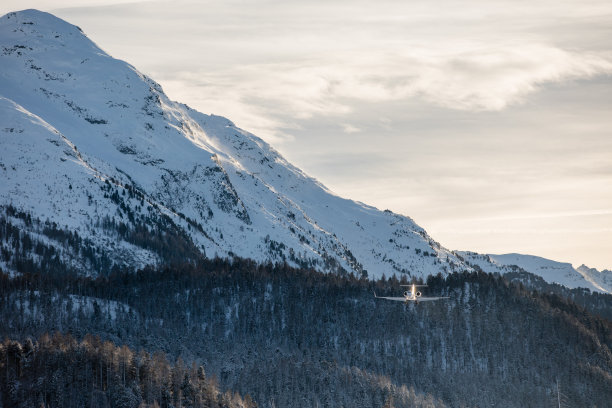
<box><xmin>2</xmin><ymin>0</ymin><xmax>612</xmax><ymax>270</ymax></box>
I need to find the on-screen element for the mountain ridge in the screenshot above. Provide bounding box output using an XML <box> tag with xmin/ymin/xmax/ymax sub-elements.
<box><xmin>0</xmin><ymin>9</ymin><xmax>464</xmax><ymax>279</ymax></box>
<box><xmin>457</xmin><ymin>251</ymin><xmax>612</xmax><ymax>293</ymax></box>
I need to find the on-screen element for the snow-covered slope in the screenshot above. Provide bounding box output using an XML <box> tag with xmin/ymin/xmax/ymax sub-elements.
<box><xmin>457</xmin><ymin>251</ymin><xmax>610</xmax><ymax>294</ymax></box>
<box><xmin>0</xmin><ymin>9</ymin><xmax>468</xmax><ymax>279</ymax></box>
<box><xmin>488</xmin><ymin>254</ymin><xmax>600</xmax><ymax>291</ymax></box>
<box><xmin>576</xmin><ymin>265</ymin><xmax>612</xmax><ymax>294</ymax></box>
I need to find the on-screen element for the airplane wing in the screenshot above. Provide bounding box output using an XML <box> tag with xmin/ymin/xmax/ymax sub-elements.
<box><xmin>416</xmin><ymin>296</ymin><xmax>450</xmax><ymax>302</ymax></box>
<box><xmin>373</xmin><ymin>291</ymin><xmax>450</xmax><ymax>302</ymax></box>
<box><xmin>376</xmin><ymin>296</ymin><xmax>407</xmax><ymax>302</ymax></box>
<box><xmin>373</xmin><ymin>291</ymin><xmax>406</xmax><ymax>302</ymax></box>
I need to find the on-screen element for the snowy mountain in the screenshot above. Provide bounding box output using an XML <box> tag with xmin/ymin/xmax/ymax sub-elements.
<box><xmin>1</xmin><ymin>10</ymin><xmax>609</xmax><ymax>295</ymax></box>
<box><xmin>576</xmin><ymin>264</ymin><xmax>612</xmax><ymax>293</ymax></box>
<box><xmin>457</xmin><ymin>251</ymin><xmax>611</xmax><ymax>294</ymax></box>
<box><xmin>0</xmin><ymin>9</ymin><xmax>466</xmax><ymax>279</ymax></box>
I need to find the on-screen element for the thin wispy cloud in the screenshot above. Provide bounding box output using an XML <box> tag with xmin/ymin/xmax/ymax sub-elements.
<box><xmin>1</xmin><ymin>0</ymin><xmax>153</xmax><ymax>10</ymax></box>
<box><xmin>341</xmin><ymin>124</ymin><xmax>360</xmax><ymax>134</ymax></box>
<box><xmin>155</xmin><ymin>44</ymin><xmax>612</xmax><ymax>143</ymax></box>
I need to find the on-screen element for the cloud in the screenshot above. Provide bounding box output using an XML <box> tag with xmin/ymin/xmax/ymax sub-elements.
<box><xmin>44</xmin><ymin>0</ymin><xmax>612</xmax><ymax>141</ymax></box>
<box><xmin>414</xmin><ymin>46</ymin><xmax>612</xmax><ymax>110</ymax></box>
<box><xmin>153</xmin><ymin>43</ymin><xmax>612</xmax><ymax>143</ymax></box>
<box><xmin>341</xmin><ymin>124</ymin><xmax>360</xmax><ymax>134</ymax></box>
<box><xmin>0</xmin><ymin>0</ymin><xmax>152</xmax><ymax>14</ymax></box>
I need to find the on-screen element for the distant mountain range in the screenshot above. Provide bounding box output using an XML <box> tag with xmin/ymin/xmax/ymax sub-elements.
<box><xmin>1</xmin><ymin>9</ymin><xmax>609</xmax><ymax>294</ymax></box>
<box><xmin>457</xmin><ymin>252</ymin><xmax>611</xmax><ymax>293</ymax></box>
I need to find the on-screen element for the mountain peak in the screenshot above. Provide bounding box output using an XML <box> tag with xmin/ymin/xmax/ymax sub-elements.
<box><xmin>1</xmin><ymin>9</ymin><xmax>467</xmax><ymax>279</ymax></box>
<box><xmin>457</xmin><ymin>251</ymin><xmax>611</xmax><ymax>293</ymax></box>
<box><xmin>3</xmin><ymin>9</ymin><xmax>64</xmax><ymax>23</ymax></box>
<box><xmin>2</xmin><ymin>9</ymin><xmax>83</xmax><ymax>33</ymax></box>
<box><xmin>1</xmin><ymin>9</ymin><xmax>94</xmax><ymax>50</ymax></box>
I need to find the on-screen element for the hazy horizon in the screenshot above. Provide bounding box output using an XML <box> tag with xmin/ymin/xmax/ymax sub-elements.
<box><xmin>2</xmin><ymin>1</ymin><xmax>611</xmax><ymax>270</ymax></box>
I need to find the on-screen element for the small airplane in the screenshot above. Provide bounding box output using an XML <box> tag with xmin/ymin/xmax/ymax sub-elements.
<box><xmin>374</xmin><ymin>284</ymin><xmax>449</xmax><ymax>304</ymax></box>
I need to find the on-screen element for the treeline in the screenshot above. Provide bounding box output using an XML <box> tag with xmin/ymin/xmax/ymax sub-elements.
<box><xmin>504</xmin><ymin>269</ymin><xmax>612</xmax><ymax>321</ymax></box>
<box><xmin>1</xmin><ymin>258</ymin><xmax>611</xmax><ymax>407</ymax></box>
<box><xmin>0</xmin><ymin>332</ymin><xmax>256</xmax><ymax>408</ymax></box>
<box><xmin>0</xmin><ymin>202</ymin><xmax>202</xmax><ymax>277</ymax></box>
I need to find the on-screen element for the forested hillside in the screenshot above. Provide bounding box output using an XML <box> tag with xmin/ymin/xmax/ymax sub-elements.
<box><xmin>0</xmin><ymin>333</ymin><xmax>256</xmax><ymax>408</ymax></box>
<box><xmin>1</xmin><ymin>258</ymin><xmax>611</xmax><ymax>407</ymax></box>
